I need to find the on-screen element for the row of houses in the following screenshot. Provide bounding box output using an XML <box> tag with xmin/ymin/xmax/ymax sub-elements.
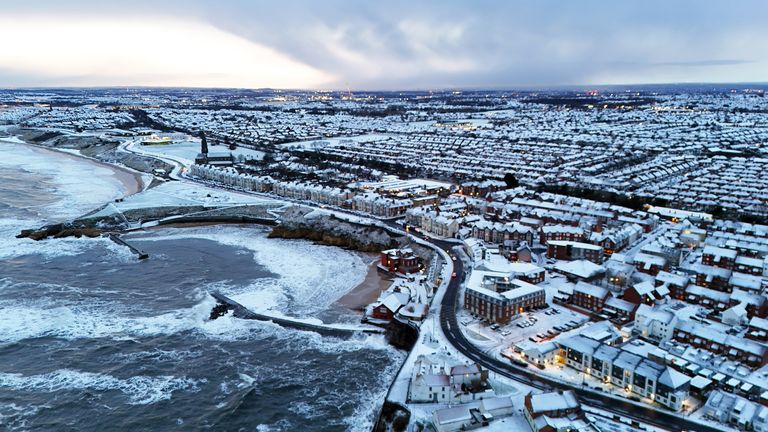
<box><xmin>704</xmin><ymin>390</ymin><xmax>768</xmax><ymax>432</ymax></box>
<box><xmin>673</xmin><ymin>320</ymin><xmax>768</xmax><ymax>369</ymax></box>
<box><xmin>547</xmin><ymin>241</ymin><xmax>604</xmax><ymax>264</ymax></box>
<box><xmin>558</xmin><ymin>334</ymin><xmax>692</xmax><ymax>411</ymax></box>
<box><xmin>702</xmin><ymin>245</ymin><xmax>766</xmax><ymax>275</ymax></box>
<box><xmin>471</xmin><ymin>220</ymin><xmax>536</xmax><ymax>245</ymax></box>
<box><xmin>189</xmin><ymin>164</ymin><xmax>436</xmax><ymax>217</ymax></box>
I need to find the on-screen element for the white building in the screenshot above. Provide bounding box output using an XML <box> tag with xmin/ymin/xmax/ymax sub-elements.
<box><xmin>634</xmin><ymin>304</ymin><xmax>678</xmax><ymax>343</ymax></box>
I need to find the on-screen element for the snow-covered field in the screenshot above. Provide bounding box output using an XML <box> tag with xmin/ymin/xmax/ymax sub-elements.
<box><xmin>87</xmin><ymin>180</ymin><xmax>277</xmax><ymax>220</ymax></box>
<box><xmin>130</xmin><ymin>139</ymin><xmax>265</xmax><ymax>166</ymax></box>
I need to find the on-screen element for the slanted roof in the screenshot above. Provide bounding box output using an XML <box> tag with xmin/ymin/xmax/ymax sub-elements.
<box><xmin>529</xmin><ymin>391</ymin><xmax>579</xmax><ymax>414</ymax></box>
<box><xmin>658</xmin><ymin>367</ymin><xmax>691</xmax><ymax>389</ymax></box>
<box><xmin>553</xmin><ymin>260</ymin><xmax>605</xmax><ymax>279</ymax></box>
<box><xmin>574</xmin><ymin>281</ymin><xmax>609</xmax><ymax>298</ymax></box>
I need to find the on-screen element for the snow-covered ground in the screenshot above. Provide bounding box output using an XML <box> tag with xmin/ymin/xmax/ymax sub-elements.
<box><xmin>87</xmin><ymin>181</ymin><xmax>277</xmax><ymax>220</ymax></box>
<box><xmin>279</xmin><ymin>134</ymin><xmax>389</xmax><ymax>149</ymax></box>
<box><xmin>128</xmin><ymin>139</ymin><xmax>264</xmax><ymax>167</ymax></box>
<box><xmin>460</xmin><ymin>304</ymin><xmax>589</xmax><ymax>350</ymax></box>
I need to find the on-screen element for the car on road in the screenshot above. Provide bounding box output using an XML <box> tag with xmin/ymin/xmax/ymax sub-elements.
<box><xmin>511</xmin><ymin>358</ymin><xmax>528</xmax><ymax>367</ymax></box>
<box><xmin>451</xmin><ymin>272</ymin><xmax>457</xmax><ymax>278</ymax></box>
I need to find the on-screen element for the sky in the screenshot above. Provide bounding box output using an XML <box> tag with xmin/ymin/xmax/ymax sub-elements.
<box><xmin>0</xmin><ymin>0</ymin><xmax>766</xmax><ymax>90</ymax></box>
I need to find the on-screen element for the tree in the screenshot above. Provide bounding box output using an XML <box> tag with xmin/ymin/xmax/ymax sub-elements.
<box><xmin>503</xmin><ymin>172</ymin><xmax>519</xmax><ymax>189</ymax></box>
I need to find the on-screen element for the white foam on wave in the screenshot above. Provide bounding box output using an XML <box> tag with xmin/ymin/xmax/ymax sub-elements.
<box><xmin>0</xmin><ymin>218</ymin><xmax>140</xmax><ymax>262</ymax></box>
<box><xmin>0</xmin><ymin>295</ymin><xmax>215</xmax><ymax>344</ymax></box>
<box><xmin>341</xmin><ymin>353</ymin><xmax>406</xmax><ymax>432</ymax></box>
<box><xmin>0</xmin><ymin>369</ymin><xmax>203</xmax><ymax>405</ymax></box>
<box><xmin>131</xmin><ymin>226</ymin><xmax>368</xmax><ymax>315</ymax></box>
<box><xmin>0</xmin><ymin>401</ymin><xmax>50</xmax><ymax>431</ymax></box>
<box><xmin>0</xmin><ymin>293</ymin><xmax>396</xmax><ymax>357</ymax></box>
<box><xmin>0</xmin><ymin>141</ymin><xmax>128</xmax><ymax>222</ymax></box>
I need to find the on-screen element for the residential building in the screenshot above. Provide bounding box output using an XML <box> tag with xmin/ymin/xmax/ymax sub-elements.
<box><xmin>547</xmin><ymin>241</ymin><xmax>604</xmax><ymax>264</ymax></box>
<box><xmin>572</xmin><ymin>282</ymin><xmax>610</xmax><ymax>312</ymax></box>
<box><xmin>379</xmin><ymin>248</ymin><xmax>421</xmax><ymax>274</ymax></box>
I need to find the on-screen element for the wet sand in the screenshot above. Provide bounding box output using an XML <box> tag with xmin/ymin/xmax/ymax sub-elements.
<box><xmin>336</xmin><ymin>257</ymin><xmax>393</xmax><ymax>312</ymax></box>
<box><xmin>6</xmin><ymin>138</ymin><xmax>145</xmax><ymax>197</ymax></box>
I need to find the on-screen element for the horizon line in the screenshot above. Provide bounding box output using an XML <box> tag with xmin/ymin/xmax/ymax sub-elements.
<box><xmin>1</xmin><ymin>81</ymin><xmax>768</xmax><ymax>94</ymax></box>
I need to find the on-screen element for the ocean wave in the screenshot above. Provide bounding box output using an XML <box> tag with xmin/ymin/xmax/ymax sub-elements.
<box><xmin>129</xmin><ymin>226</ymin><xmax>368</xmax><ymax>315</ymax></box>
<box><xmin>0</xmin><ymin>141</ymin><xmax>128</xmax><ymax>222</ymax></box>
<box><xmin>0</xmin><ymin>402</ymin><xmax>50</xmax><ymax>431</ymax></box>
<box><xmin>0</xmin><ymin>218</ymin><xmax>140</xmax><ymax>262</ymax></box>
<box><xmin>0</xmin><ymin>369</ymin><xmax>203</xmax><ymax>405</ymax></box>
<box><xmin>0</xmin><ymin>294</ymin><xmax>397</xmax><ymax>356</ymax></box>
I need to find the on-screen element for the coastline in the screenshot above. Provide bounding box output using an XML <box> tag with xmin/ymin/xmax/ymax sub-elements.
<box><xmin>0</xmin><ymin>136</ymin><xmax>145</xmax><ymax>198</ymax></box>
<box><xmin>134</xmin><ymin>222</ymin><xmax>388</xmax><ymax>314</ymax></box>
<box><xmin>336</xmin><ymin>257</ymin><xmax>392</xmax><ymax>312</ymax></box>
<box><xmin>4</xmin><ymin>133</ymin><xmax>392</xmax><ymax>317</ymax></box>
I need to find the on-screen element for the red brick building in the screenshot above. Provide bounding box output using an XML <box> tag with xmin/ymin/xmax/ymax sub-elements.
<box><xmin>524</xmin><ymin>391</ymin><xmax>582</xmax><ymax>432</ymax></box>
<box><xmin>379</xmin><ymin>248</ymin><xmax>421</xmax><ymax>274</ymax></box>
<box><xmin>633</xmin><ymin>253</ymin><xmax>668</xmax><ymax>276</ymax></box>
<box><xmin>692</xmin><ymin>264</ymin><xmax>732</xmax><ymax>292</ymax></box>
<box><xmin>370</xmin><ymin>292</ymin><xmax>408</xmax><ymax>321</ymax></box>
<box><xmin>572</xmin><ymin>282</ymin><xmax>610</xmax><ymax>312</ymax></box>
<box><xmin>623</xmin><ymin>281</ymin><xmax>670</xmax><ymax>306</ymax></box>
<box><xmin>701</xmin><ymin>246</ymin><xmax>737</xmax><ymax>270</ymax></box>
<box><xmin>464</xmin><ymin>279</ymin><xmax>546</xmax><ymax>324</ymax></box>
<box><xmin>547</xmin><ymin>241</ymin><xmax>603</xmax><ymax>264</ymax></box>
<box><xmin>655</xmin><ymin>271</ymin><xmax>690</xmax><ymax>301</ymax></box>
<box><xmin>539</xmin><ymin>225</ymin><xmax>585</xmax><ymax>244</ymax></box>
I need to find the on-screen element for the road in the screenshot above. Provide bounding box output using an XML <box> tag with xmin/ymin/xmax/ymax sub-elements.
<box><xmin>387</xmin><ymin>224</ymin><xmax>719</xmax><ymax>432</ymax></box>
<box><xmin>113</xmin><ymin>142</ymin><xmax>715</xmax><ymax>431</ymax></box>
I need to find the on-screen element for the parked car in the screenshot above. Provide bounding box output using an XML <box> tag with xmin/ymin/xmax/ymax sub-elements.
<box><xmin>511</xmin><ymin>358</ymin><xmax>528</xmax><ymax>368</ymax></box>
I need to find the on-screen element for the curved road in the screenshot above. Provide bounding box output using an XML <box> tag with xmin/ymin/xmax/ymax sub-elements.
<box><xmin>113</xmin><ymin>142</ymin><xmax>716</xmax><ymax>432</ymax></box>
<box><xmin>404</xmin><ymin>231</ymin><xmax>718</xmax><ymax>432</ymax></box>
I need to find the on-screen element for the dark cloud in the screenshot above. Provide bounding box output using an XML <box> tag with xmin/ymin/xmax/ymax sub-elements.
<box><xmin>1</xmin><ymin>0</ymin><xmax>767</xmax><ymax>88</ymax></box>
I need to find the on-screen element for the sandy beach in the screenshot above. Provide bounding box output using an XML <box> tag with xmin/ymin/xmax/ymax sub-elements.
<box><xmin>37</xmin><ymin>145</ymin><xmax>144</xmax><ymax>196</ymax></box>
<box><xmin>2</xmin><ymin>137</ymin><xmax>145</xmax><ymax>198</ymax></box>
<box><xmin>336</xmin><ymin>257</ymin><xmax>393</xmax><ymax>312</ymax></box>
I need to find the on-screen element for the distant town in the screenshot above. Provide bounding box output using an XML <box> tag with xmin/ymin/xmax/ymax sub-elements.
<box><xmin>2</xmin><ymin>84</ymin><xmax>768</xmax><ymax>432</ymax></box>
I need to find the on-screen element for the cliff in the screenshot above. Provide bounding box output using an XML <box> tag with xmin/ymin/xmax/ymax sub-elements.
<box><xmin>268</xmin><ymin>206</ymin><xmax>402</xmax><ymax>252</ymax></box>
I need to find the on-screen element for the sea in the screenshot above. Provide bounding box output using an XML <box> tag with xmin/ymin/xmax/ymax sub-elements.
<box><xmin>0</xmin><ymin>139</ymin><xmax>403</xmax><ymax>431</ymax></box>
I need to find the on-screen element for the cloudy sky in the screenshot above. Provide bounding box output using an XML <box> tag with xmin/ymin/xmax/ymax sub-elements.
<box><xmin>0</xmin><ymin>0</ymin><xmax>766</xmax><ymax>90</ymax></box>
